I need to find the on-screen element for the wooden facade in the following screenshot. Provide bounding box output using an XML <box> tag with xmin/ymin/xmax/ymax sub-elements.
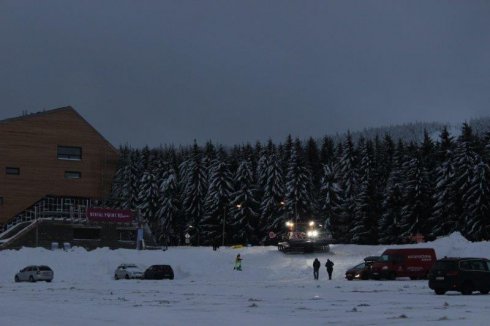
<box><xmin>0</xmin><ymin>107</ymin><xmax>119</xmax><ymax>226</ymax></box>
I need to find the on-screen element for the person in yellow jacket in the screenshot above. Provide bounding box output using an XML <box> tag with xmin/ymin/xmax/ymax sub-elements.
<box><xmin>234</xmin><ymin>254</ymin><xmax>243</xmax><ymax>271</ymax></box>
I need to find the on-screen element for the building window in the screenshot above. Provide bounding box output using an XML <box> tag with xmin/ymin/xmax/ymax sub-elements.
<box><xmin>57</xmin><ymin>146</ymin><xmax>82</xmax><ymax>160</ymax></box>
<box><xmin>6</xmin><ymin>167</ymin><xmax>20</xmax><ymax>175</ymax></box>
<box><xmin>64</xmin><ymin>171</ymin><xmax>81</xmax><ymax>179</ymax></box>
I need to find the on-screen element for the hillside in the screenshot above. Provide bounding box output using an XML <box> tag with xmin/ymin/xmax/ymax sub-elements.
<box><xmin>331</xmin><ymin>116</ymin><xmax>490</xmax><ymax>143</ymax></box>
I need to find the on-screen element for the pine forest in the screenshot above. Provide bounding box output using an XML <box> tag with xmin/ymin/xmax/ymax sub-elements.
<box><xmin>109</xmin><ymin>123</ymin><xmax>490</xmax><ymax>246</ymax></box>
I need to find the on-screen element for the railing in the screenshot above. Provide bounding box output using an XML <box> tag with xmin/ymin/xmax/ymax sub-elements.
<box><xmin>1</xmin><ymin>195</ymin><xmax>94</xmax><ymax>234</ymax></box>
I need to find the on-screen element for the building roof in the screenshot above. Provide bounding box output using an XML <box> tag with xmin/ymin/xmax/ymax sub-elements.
<box><xmin>0</xmin><ymin>106</ymin><xmax>118</xmax><ymax>154</ymax></box>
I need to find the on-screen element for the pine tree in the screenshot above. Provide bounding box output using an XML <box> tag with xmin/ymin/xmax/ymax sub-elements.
<box><xmin>351</xmin><ymin>140</ymin><xmax>378</xmax><ymax>244</ymax></box>
<box><xmin>285</xmin><ymin>146</ymin><xmax>313</xmax><ymax>223</ymax></box>
<box><xmin>137</xmin><ymin>167</ymin><xmax>160</xmax><ymax>228</ymax></box>
<box><xmin>378</xmin><ymin>157</ymin><xmax>403</xmax><ymax>244</ymax></box>
<box><xmin>201</xmin><ymin>151</ymin><xmax>234</xmax><ymax>245</ymax></box>
<box><xmin>462</xmin><ymin>159</ymin><xmax>490</xmax><ymax>240</ymax></box>
<box><xmin>156</xmin><ymin>167</ymin><xmax>181</xmax><ymax>245</ymax></box>
<box><xmin>320</xmin><ymin>136</ymin><xmax>335</xmax><ymax>165</ymax></box>
<box><xmin>230</xmin><ymin>159</ymin><xmax>259</xmax><ymax>244</ymax></box>
<box><xmin>336</xmin><ymin>133</ymin><xmax>358</xmax><ymax>242</ymax></box>
<box><xmin>399</xmin><ymin>155</ymin><xmax>433</xmax><ymax>240</ymax></box>
<box><xmin>260</xmin><ymin>151</ymin><xmax>286</xmax><ymax>239</ymax></box>
<box><xmin>429</xmin><ymin>129</ymin><xmax>457</xmax><ymax>238</ymax></box>
<box><xmin>319</xmin><ymin>163</ymin><xmax>344</xmax><ymax>241</ymax></box>
<box><xmin>179</xmin><ymin>144</ymin><xmax>207</xmax><ymax>245</ymax></box>
<box><xmin>453</xmin><ymin>124</ymin><xmax>479</xmax><ymax>233</ymax></box>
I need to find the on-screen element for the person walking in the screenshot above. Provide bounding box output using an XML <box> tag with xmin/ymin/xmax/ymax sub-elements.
<box><xmin>325</xmin><ymin>259</ymin><xmax>334</xmax><ymax>280</ymax></box>
<box><xmin>234</xmin><ymin>254</ymin><xmax>243</xmax><ymax>271</ymax></box>
<box><xmin>313</xmin><ymin>258</ymin><xmax>321</xmax><ymax>280</ymax></box>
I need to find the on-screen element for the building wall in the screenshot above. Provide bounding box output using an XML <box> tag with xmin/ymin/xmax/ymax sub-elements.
<box><xmin>2</xmin><ymin>220</ymin><xmax>138</xmax><ymax>250</ymax></box>
<box><xmin>0</xmin><ymin>107</ymin><xmax>119</xmax><ymax>225</ymax></box>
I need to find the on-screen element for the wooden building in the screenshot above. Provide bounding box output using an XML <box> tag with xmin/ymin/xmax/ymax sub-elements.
<box><xmin>0</xmin><ymin>107</ymin><xmax>119</xmax><ymax>228</ymax></box>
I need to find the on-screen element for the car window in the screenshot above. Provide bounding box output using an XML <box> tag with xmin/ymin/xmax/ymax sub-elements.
<box><xmin>433</xmin><ymin>261</ymin><xmax>458</xmax><ymax>270</ymax></box>
<box><xmin>354</xmin><ymin>263</ymin><xmax>365</xmax><ymax>269</ymax></box>
<box><xmin>460</xmin><ymin>261</ymin><xmax>472</xmax><ymax>270</ymax></box>
<box><xmin>470</xmin><ymin>260</ymin><xmax>486</xmax><ymax>271</ymax></box>
<box><xmin>39</xmin><ymin>266</ymin><xmax>52</xmax><ymax>271</ymax></box>
<box><xmin>486</xmin><ymin>261</ymin><xmax>490</xmax><ymax>271</ymax></box>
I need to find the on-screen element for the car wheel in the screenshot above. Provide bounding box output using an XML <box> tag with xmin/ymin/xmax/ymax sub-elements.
<box><xmin>434</xmin><ymin>288</ymin><xmax>446</xmax><ymax>295</ymax></box>
<box><xmin>46</xmin><ymin>280</ymin><xmax>52</xmax><ymax>283</ymax></box>
<box><xmin>388</xmin><ymin>272</ymin><xmax>396</xmax><ymax>280</ymax></box>
<box><xmin>114</xmin><ymin>274</ymin><xmax>119</xmax><ymax>280</ymax></box>
<box><xmin>461</xmin><ymin>282</ymin><xmax>473</xmax><ymax>295</ymax></box>
<box><xmin>15</xmin><ymin>275</ymin><xmax>20</xmax><ymax>283</ymax></box>
<box><xmin>480</xmin><ymin>289</ymin><xmax>489</xmax><ymax>295</ymax></box>
<box><xmin>29</xmin><ymin>276</ymin><xmax>35</xmax><ymax>283</ymax></box>
<box><xmin>125</xmin><ymin>274</ymin><xmax>130</xmax><ymax>280</ymax></box>
<box><xmin>346</xmin><ymin>275</ymin><xmax>354</xmax><ymax>281</ymax></box>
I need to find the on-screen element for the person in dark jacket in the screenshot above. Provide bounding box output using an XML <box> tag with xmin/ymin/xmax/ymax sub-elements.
<box><xmin>325</xmin><ymin>259</ymin><xmax>334</xmax><ymax>280</ymax></box>
<box><xmin>313</xmin><ymin>258</ymin><xmax>321</xmax><ymax>280</ymax></box>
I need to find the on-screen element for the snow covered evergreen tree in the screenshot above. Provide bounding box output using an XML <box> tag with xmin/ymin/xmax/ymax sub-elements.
<box><xmin>156</xmin><ymin>167</ymin><xmax>181</xmax><ymax>245</ymax></box>
<box><xmin>429</xmin><ymin>129</ymin><xmax>458</xmax><ymax>238</ymax></box>
<box><xmin>201</xmin><ymin>150</ymin><xmax>234</xmax><ymax>245</ymax></box>
<box><xmin>259</xmin><ymin>151</ymin><xmax>285</xmax><ymax>239</ymax></box>
<box><xmin>137</xmin><ymin>166</ymin><xmax>160</xmax><ymax>228</ymax></box>
<box><xmin>453</xmin><ymin>123</ymin><xmax>479</xmax><ymax>232</ymax></box>
<box><xmin>179</xmin><ymin>143</ymin><xmax>208</xmax><ymax>245</ymax></box>
<box><xmin>319</xmin><ymin>163</ymin><xmax>344</xmax><ymax>240</ymax></box>
<box><xmin>230</xmin><ymin>159</ymin><xmax>259</xmax><ymax>244</ymax></box>
<box><xmin>462</xmin><ymin>159</ymin><xmax>490</xmax><ymax>240</ymax></box>
<box><xmin>378</xmin><ymin>150</ymin><xmax>404</xmax><ymax>244</ymax></box>
<box><xmin>399</xmin><ymin>155</ymin><xmax>433</xmax><ymax>239</ymax></box>
<box><xmin>336</xmin><ymin>133</ymin><xmax>358</xmax><ymax>242</ymax></box>
<box><xmin>284</xmin><ymin>145</ymin><xmax>313</xmax><ymax>223</ymax></box>
<box><xmin>351</xmin><ymin>140</ymin><xmax>379</xmax><ymax>244</ymax></box>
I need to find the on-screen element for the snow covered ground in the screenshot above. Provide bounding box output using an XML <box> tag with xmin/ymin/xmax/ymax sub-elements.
<box><xmin>1</xmin><ymin>233</ymin><xmax>489</xmax><ymax>325</ymax></box>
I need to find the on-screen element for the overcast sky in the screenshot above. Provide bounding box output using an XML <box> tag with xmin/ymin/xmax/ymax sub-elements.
<box><xmin>1</xmin><ymin>1</ymin><xmax>489</xmax><ymax>147</ymax></box>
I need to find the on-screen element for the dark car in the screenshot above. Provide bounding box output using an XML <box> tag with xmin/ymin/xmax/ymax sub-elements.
<box><xmin>345</xmin><ymin>256</ymin><xmax>379</xmax><ymax>281</ymax></box>
<box><xmin>143</xmin><ymin>265</ymin><xmax>174</xmax><ymax>280</ymax></box>
<box><xmin>428</xmin><ymin>257</ymin><xmax>490</xmax><ymax>295</ymax></box>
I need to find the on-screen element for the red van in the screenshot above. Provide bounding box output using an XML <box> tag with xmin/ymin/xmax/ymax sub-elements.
<box><xmin>371</xmin><ymin>248</ymin><xmax>437</xmax><ymax>280</ymax></box>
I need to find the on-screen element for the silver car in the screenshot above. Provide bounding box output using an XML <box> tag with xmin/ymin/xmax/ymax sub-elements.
<box><xmin>114</xmin><ymin>264</ymin><xmax>144</xmax><ymax>280</ymax></box>
<box><xmin>15</xmin><ymin>265</ymin><xmax>54</xmax><ymax>282</ymax></box>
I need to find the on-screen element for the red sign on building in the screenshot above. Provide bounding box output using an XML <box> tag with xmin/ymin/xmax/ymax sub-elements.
<box><xmin>86</xmin><ymin>208</ymin><xmax>133</xmax><ymax>223</ymax></box>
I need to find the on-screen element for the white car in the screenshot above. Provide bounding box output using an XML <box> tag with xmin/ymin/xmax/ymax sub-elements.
<box><xmin>15</xmin><ymin>265</ymin><xmax>54</xmax><ymax>282</ymax></box>
<box><xmin>114</xmin><ymin>264</ymin><xmax>144</xmax><ymax>280</ymax></box>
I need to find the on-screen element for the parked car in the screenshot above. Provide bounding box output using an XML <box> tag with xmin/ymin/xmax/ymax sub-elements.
<box><xmin>371</xmin><ymin>248</ymin><xmax>436</xmax><ymax>280</ymax></box>
<box><xmin>114</xmin><ymin>264</ymin><xmax>144</xmax><ymax>280</ymax></box>
<box><xmin>345</xmin><ymin>256</ymin><xmax>380</xmax><ymax>280</ymax></box>
<box><xmin>15</xmin><ymin>265</ymin><xmax>53</xmax><ymax>283</ymax></box>
<box><xmin>428</xmin><ymin>257</ymin><xmax>490</xmax><ymax>295</ymax></box>
<box><xmin>143</xmin><ymin>265</ymin><xmax>174</xmax><ymax>280</ymax></box>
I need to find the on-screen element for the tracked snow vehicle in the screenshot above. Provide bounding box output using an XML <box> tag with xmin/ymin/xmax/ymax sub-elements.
<box><xmin>277</xmin><ymin>220</ymin><xmax>332</xmax><ymax>253</ymax></box>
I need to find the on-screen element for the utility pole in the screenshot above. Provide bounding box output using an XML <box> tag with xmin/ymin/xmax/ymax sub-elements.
<box><xmin>136</xmin><ymin>208</ymin><xmax>143</xmax><ymax>250</ymax></box>
<box><xmin>222</xmin><ymin>206</ymin><xmax>226</xmax><ymax>246</ymax></box>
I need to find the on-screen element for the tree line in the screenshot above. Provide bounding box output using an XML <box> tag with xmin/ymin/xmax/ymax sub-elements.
<box><xmin>109</xmin><ymin>123</ymin><xmax>490</xmax><ymax>246</ymax></box>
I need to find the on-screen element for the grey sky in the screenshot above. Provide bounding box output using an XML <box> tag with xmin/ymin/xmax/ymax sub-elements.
<box><xmin>1</xmin><ymin>0</ymin><xmax>489</xmax><ymax>147</ymax></box>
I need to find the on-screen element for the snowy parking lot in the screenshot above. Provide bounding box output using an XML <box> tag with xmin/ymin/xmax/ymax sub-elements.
<box><xmin>1</xmin><ymin>233</ymin><xmax>489</xmax><ymax>325</ymax></box>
